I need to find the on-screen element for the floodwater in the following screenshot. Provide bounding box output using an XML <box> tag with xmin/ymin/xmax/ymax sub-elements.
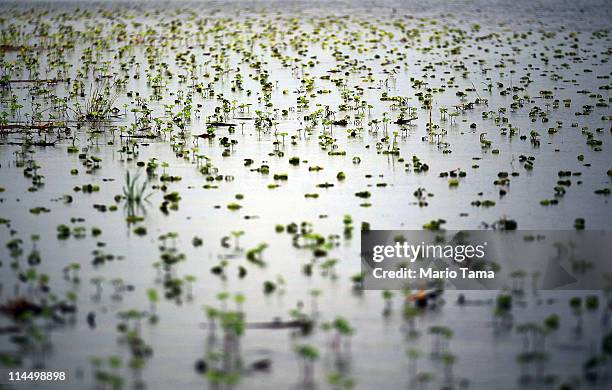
<box><xmin>0</xmin><ymin>0</ymin><xmax>611</xmax><ymax>389</ymax></box>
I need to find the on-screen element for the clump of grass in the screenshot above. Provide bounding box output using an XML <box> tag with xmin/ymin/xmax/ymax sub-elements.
<box><xmin>123</xmin><ymin>171</ymin><xmax>149</xmax><ymax>205</ymax></box>
<box><xmin>75</xmin><ymin>78</ymin><xmax>120</xmax><ymax>122</ymax></box>
<box><xmin>123</xmin><ymin>171</ymin><xmax>151</xmax><ymax>223</ymax></box>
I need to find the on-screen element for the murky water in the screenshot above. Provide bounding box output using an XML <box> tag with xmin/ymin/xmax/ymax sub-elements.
<box><xmin>0</xmin><ymin>0</ymin><xmax>611</xmax><ymax>389</ymax></box>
